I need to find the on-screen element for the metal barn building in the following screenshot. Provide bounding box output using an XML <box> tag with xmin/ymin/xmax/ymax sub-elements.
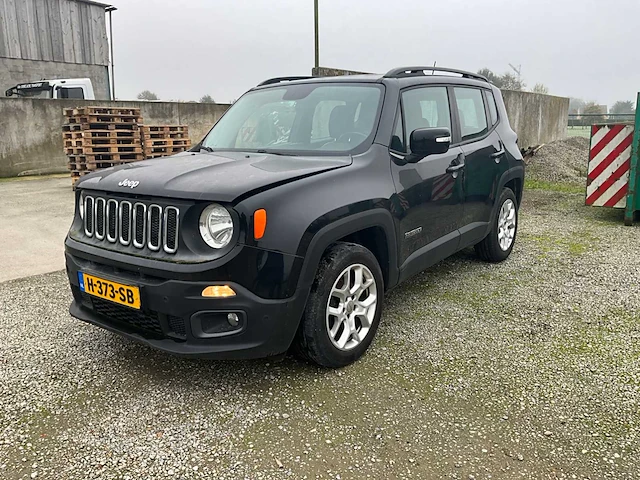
<box><xmin>0</xmin><ymin>0</ymin><xmax>112</xmax><ymax>99</ymax></box>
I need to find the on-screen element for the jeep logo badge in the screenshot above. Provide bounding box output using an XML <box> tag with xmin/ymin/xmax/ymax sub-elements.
<box><xmin>118</xmin><ymin>179</ymin><xmax>139</xmax><ymax>189</ymax></box>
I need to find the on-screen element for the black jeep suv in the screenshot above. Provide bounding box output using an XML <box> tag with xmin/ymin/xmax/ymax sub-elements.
<box><xmin>65</xmin><ymin>67</ymin><xmax>524</xmax><ymax>367</ymax></box>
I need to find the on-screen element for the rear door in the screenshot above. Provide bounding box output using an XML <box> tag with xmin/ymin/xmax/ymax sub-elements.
<box><xmin>451</xmin><ymin>86</ymin><xmax>504</xmax><ymax>246</ymax></box>
<box><xmin>390</xmin><ymin>85</ymin><xmax>464</xmax><ymax>269</ymax></box>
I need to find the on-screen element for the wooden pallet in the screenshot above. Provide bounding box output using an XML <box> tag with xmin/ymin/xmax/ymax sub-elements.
<box><xmin>63</xmin><ymin>129</ymin><xmax>141</xmax><ymax>140</ymax></box>
<box><xmin>71</xmin><ymin>171</ymin><xmax>91</xmax><ymax>185</ymax></box>
<box><xmin>65</xmin><ymin>137</ymin><xmax>142</xmax><ymax>148</ymax></box>
<box><xmin>143</xmin><ymin>125</ymin><xmax>189</xmax><ymax>133</ymax></box>
<box><xmin>65</xmin><ymin>145</ymin><xmax>143</xmax><ymax>155</ymax></box>
<box><xmin>68</xmin><ymin>152</ymin><xmax>145</xmax><ymax>164</ymax></box>
<box><xmin>64</xmin><ymin>106</ymin><xmax>141</xmax><ymax>117</ymax></box>
<box><xmin>144</xmin><ymin>138</ymin><xmax>191</xmax><ymax>147</ymax></box>
<box><xmin>63</xmin><ymin>122</ymin><xmax>141</xmax><ymax>132</ymax></box>
<box><xmin>67</xmin><ymin>115</ymin><xmax>142</xmax><ymax>125</ymax></box>
<box><xmin>143</xmin><ymin>131</ymin><xmax>190</xmax><ymax>140</ymax></box>
<box><xmin>144</xmin><ymin>145</ymin><xmax>190</xmax><ymax>154</ymax></box>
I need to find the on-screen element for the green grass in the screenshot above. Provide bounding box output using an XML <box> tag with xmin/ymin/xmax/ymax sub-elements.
<box><xmin>0</xmin><ymin>173</ymin><xmax>67</xmax><ymax>183</ymax></box>
<box><xmin>525</xmin><ymin>178</ymin><xmax>585</xmax><ymax>194</ymax></box>
<box><xmin>567</xmin><ymin>126</ymin><xmax>592</xmax><ymax>139</ymax></box>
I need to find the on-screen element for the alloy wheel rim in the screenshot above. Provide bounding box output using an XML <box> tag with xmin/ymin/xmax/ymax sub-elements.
<box><xmin>497</xmin><ymin>199</ymin><xmax>516</xmax><ymax>251</ymax></box>
<box><xmin>326</xmin><ymin>263</ymin><xmax>378</xmax><ymax>351</ymax></box>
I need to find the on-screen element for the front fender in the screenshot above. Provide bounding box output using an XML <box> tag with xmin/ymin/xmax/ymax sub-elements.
<box><xmin>296</xmin><ymin>207</ymin><xmax>399</xmax><ymax>290</ymax></box>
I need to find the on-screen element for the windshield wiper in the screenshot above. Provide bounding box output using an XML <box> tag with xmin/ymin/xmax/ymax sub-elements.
<box><xmin>256</xmin><ymin>149</ymin><xmax>296</xmax><ymax>156</ymax></box>
<box><xmin>199</xmin><ymin>145</ymin><xmax>215</xmax><ymax>153</ymax></box>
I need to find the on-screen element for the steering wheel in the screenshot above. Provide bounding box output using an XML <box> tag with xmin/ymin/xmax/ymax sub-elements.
<box><xmin>336</xmin><ymin>132</ymin><xmax>367</xmax><ymax>144</ymax></box>
<box><xmin>321</xmin><ymin>131</ymin><xmax>368</xmax><ymax>148</ymax></box>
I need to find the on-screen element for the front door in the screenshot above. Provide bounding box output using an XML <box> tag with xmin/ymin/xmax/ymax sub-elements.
<box><xmin>389</xmin><ymin>86</ymin><xmax>464</xmax><ymax>270</ymax></box>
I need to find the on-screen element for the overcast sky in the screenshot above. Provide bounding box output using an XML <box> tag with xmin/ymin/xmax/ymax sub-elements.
<box><xmin>107</xmin><ymin>0</ymin><xmax>639</xmax><ymax>107</ymax></box>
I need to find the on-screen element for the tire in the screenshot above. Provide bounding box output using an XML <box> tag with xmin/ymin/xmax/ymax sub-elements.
<box><xmin>293</xmin><ymin>242</ymin><xmax>384</xmax><ymax>368</ymax></box>
<box><xmin>475</xmin><ymin>187</ymin><xmax>518</xmax><ymax>263</ymax></box>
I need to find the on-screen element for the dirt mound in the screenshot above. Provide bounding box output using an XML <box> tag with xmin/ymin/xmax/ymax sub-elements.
<box><xmin>524</xmin><ymin>137</ymin><xmax>590</xmax><ymax>185</ymax></box>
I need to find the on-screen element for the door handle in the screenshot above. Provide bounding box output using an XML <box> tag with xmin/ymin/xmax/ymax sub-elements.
<box><xmin>446</xmin><ymin>163</ymin><xmax>465</xmax><ymax>173</ymax></box>
<box><xmin>491</xmin><ymin>149</ymin><xmax>505</xmax><ymax>162</ymax></box>
<box><xmin>446</xmin><ymin>154</ymin><xmax>466</xmax><ymax>174</ymax></box>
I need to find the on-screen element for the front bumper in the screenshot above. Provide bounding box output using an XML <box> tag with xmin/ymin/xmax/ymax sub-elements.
<box><xmin>65</xmin><ymin>250</ymin><xmax>310</xmax><ymax>359</ymax></box>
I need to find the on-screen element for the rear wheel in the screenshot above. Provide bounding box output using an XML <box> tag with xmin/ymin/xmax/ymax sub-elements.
<box><xmin>475</xmin><ymin>187</ymin><xmax>518</xmax><ymax>262</ymax></box>
<box><xmin>293</xmin><ymin>242</ymin><xmax>384</xmax><ymax>368</ymax></box>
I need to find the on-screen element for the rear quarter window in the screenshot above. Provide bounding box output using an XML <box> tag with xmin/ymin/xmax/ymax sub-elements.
<box><xmin>485</xmin><ymin>90</ymin><xmax>499</xmax><ymax>126</ymax></box>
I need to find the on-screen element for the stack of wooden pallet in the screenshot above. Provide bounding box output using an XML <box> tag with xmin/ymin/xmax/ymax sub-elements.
<box><xmin>63</xmin><ymin>106</ymin><xmax>144</xmax><ymax>184</ymax></box>
<box><xmin>142</xmin><ymin>125</ymin><xmax>192</xmax><ymax>159</ymax></box>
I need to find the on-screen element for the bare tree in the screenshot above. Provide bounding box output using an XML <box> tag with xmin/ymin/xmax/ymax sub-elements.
<box><xmin>532</xmin><ymin>83</ymin><xmax>549</xmax><ymax>95</ymax></box>
<box><xmin>583</xmin><ymin>101</ymin><xmax>605</xmax><ymax>123</ymax></box>
<box><xmin>137</xmin><ymin>90</ymin><xmax>159</xmax><ymax>101</ymax></box>
<box><xmin>569</xmin><ymin>97</ymin><xmax>586</xmax><ymax>114</ymax></box>
<box><xmin>500</xmin><ymin>72</ymin><xmax>526</xmax><ymax>91</ymax></box>
<box><xmin>477</xmin><ymin>68</ymin><xmax>502</xmax><ymax>86</ymax></box>
<box><xmin>610</xmin><ymin>100</ymin><xmax>635</xmax><ymax>114</ymax></box>
<box><xmin>477</xmin><ymin>68</ymin><xmax>525</xmax><ymax>90</ymax></box>
<box><xmin>199</xmin><ymin>95</ymin><xmax>216</xmax><ymax>104</ymax></box>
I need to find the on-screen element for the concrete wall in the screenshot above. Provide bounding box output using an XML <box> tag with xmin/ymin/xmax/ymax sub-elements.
<box><xmin>0</xmin><ymin>57</ymin><xmax>111</xmax><ymax>99</ymax></box>
<box><xmin>0</xmin><ymin>87</ymin><xmax>569</xmax><ymax>177</ymax></box>
<box><xmin>500</xmin><ymin>90</ymin><xmax>569</xmax><ymax>149</ymax></box>
<box><xmin>0</xmin><ymin>98</ymin><xmax>230</xmax><ymax>177</ymax></box>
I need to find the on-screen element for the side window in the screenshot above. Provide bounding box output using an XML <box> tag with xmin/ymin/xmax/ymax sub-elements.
<box><xmin>390</xmin><ymin>107</ymin><xmax>405</xmax><ymax>152</ymax></box>
<box><xmin>400</xmin><ymin>87</ymin><xmax>451</xmax><ymax>153</ymax></box>
<box><xmin>486</xmin><ymin>90</ymin><xmax>499</xmax><ymax>126</ymax></box>
<box><xmin>453</xmin><ymin>87</ymin><xmax>488</xmax><ymax>141</ymax></box>
<box><xmin>58</xmin><ymin>87</ymin><xmax>85</xmax><ymax>99</ymax></box>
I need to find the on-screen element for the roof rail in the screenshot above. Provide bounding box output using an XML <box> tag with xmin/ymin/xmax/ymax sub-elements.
<box><xmin>257</xmin><ymin>76</ymin><xmax>315</xmax><ymax>87</ymax></box>
<box><xmin>383</xmin><ymin>67</ymin><xmax>488</xmax><ymax>82</ymax></box>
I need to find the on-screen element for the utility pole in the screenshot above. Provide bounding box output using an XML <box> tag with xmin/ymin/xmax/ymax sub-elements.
<box><xmin>508</xmin><ymin>63</ymin><xmax>522</xmax><ymax>83</ymax></box>
<box><xmin>106</xmin><ymin>6</ymin><xmax>117</xmax><ymax>100</ymax></box>
<box><xmin>314</xmin><ymin>0</ymin><xmax>319</xmax><ymax>73</ymax></box>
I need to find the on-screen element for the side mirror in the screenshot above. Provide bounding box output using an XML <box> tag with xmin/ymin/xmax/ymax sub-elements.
<box><xmin>407</xmin><ymin>127</ymin><xmax>451</xmax><ymax>163</ymax></box>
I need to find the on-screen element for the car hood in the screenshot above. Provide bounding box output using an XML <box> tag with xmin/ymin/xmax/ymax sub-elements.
<box><xmin>76</xmin><ymin>151</ymin><xmax>352</xmax><ymax>202</ymax></box>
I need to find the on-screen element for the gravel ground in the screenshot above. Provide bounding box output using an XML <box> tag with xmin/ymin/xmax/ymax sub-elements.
<box><xmin>525</xmin><ymin>137</ymin><xmax>590</xmax><ymax>186</ymax></box>
<box><xmin>1</xmin><ymin>188</ymin><xmax>640</xmax><ymax>479</ymax></box>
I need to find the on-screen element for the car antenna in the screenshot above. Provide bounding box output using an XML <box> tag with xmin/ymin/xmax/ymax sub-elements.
<box><xmin>432</xmin><ymin>61</ymin><xmax>436</xmax><ymax>75</ymax></box>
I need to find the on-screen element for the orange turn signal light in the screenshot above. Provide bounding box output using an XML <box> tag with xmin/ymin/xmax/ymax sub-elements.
<box><xmin>254</xmin><ymin>209</ymin><xmax>267</xmax><ymax>240</ymax></box>
<box><xmin>201</xmin><ymin>285</ymin><xmax>236</xmax><ymax>298</ymax></box>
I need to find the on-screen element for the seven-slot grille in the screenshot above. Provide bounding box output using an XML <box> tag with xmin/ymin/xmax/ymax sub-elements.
<box><xmin>83</xmin><ymin>195</ymin><xmax>180</xmax><ymax>254</ymax></box>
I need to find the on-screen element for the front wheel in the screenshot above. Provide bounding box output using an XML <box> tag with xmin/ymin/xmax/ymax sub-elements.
<box><xmin>475</xmin><ymin>187</ymin><xmax>518</xmax><ymax>262</ymax></box>
<box><xmin>293</xmin><ymin>242</ymin><xmax>384</xmax><ymax>368</ymax></box>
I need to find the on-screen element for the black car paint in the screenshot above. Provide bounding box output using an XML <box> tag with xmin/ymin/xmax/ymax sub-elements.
<box><xmin>65</xmin><ymin>73</ymin><xmax>524</xmax><ymax>359</ymax></box>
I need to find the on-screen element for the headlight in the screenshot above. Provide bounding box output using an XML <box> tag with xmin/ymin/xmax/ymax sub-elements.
<box><xmin>199</xmin><ymin>204</ymin><xmax>234</xmax><ymax>249</ymax></box>
<box><xmin>78</xmin><ymin>194</ymin><xmax>85</xmax><ymax>220</ymax></box>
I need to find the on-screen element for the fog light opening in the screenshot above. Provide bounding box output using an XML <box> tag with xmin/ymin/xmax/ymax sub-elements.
<box><xmin>227</xmin><ymin>313</ymin><xmax>239</xmax><ymax>327</ymax></box>
<box><xmin>201</xmin><ymin>285</ymin><xmax>236</xmax><ymax>298</ymax></box>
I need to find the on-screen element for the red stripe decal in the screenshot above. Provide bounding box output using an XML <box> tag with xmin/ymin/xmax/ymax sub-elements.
<box><xmin>603</xmin><ymin>183</ymin><xmax>629</xmax><ymax>207</ymax></box>
<box><xmin>590</xmin><ymin>125</ymin><xmax>625</xmax><ymax>160</ymax></box>
<box><xmin>587</xmin><ymin>132</ymin><xmax>633</xmax><ymax>180</ymax></box>
<box><xmin>586</xmin><ymin>159</ymin><xmax>630</xmax><ymax>204</ymax></box>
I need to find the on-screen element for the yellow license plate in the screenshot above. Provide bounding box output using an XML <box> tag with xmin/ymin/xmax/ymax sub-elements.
<box><xmin>78</xmin><ymin>272</ymin><xmax>141</xmax><ymax>310</ymax></box>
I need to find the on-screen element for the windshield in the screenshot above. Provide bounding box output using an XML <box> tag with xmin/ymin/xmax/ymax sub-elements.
<box><xmin>10</xmin><ymin>83</ymin><xmax>53</xmax><ymax>98</ymax></box>
<box><xmin>202</xmin><ymin>83</ymin><xmax>383</xmax><ymax>154</ymax></box>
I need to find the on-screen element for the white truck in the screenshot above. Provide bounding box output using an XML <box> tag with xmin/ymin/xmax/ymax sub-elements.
<box><xmin>5</xmin><ymin>78</ymin><xmax>96</xmax><ymax>100</ymax></box>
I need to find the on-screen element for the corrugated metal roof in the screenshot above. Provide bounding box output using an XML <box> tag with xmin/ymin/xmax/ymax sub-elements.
<box><xmin>73</xmin><ymin>0</ymin><xmax>114</xmax><ymax>9</ymax></box>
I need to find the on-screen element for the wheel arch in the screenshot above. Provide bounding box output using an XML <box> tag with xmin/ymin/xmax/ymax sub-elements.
<box><xmin>297</xmin><ymin>209</ymin><xmax>399</xmax><ymax>292</ymax></box>
<box><xmin>497</xmin><ymin>165</ymin><xmax>524</xmax><ymax>209</ymax></box>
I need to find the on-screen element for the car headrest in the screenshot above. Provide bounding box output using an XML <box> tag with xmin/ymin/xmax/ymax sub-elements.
<box><xmin>329</xmin><ymin>105</ymin><xmax>353</xmax><ymax>138</ymax></box>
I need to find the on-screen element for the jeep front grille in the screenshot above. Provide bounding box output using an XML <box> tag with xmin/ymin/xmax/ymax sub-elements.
<box><xmin>83</xmin><ymin>196</ymin><xmax>180</xmax><ymax>254</ymax></box>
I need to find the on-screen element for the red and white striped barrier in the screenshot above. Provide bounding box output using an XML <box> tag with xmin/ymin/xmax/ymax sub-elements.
<box><xmin>586</xmin><ymin>124</ymin><xmax>634</xmax><ymax>208</ymax></box>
